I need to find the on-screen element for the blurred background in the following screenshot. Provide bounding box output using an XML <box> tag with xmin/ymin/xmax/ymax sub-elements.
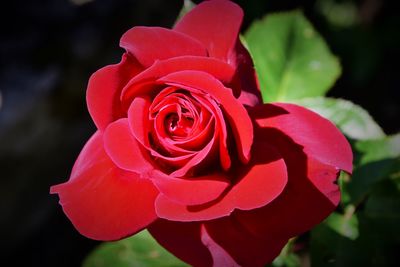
<box><xmin>0</xmin><ymin>0</ymin><xmax>398</xmax><ymax>266</ymax></box>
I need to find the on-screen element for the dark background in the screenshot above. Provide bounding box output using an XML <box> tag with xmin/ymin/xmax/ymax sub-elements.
<box><xmin>0</xmin><ymin>0</ymin><xmax>398</xmax><ymax>266</ymax></box>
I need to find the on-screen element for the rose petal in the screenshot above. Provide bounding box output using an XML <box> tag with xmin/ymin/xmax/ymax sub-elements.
<box><xmin>150</xmin><ymin>94</ymin><xmax>213</xmax><ymax>156</ymax></box>
<box><xmin>200</xmin><ymin>224</ymin><xmax>241</xmax><ymax>267</ymax></box>
<box><xmin>170</xmin><ymin>131</ymin><xmax>216</xmax><ymax>177</ymax></box>
<box><xmin>251</xmin><ymin>103</ymin><xmax>353</xmax><ymax>173</ymax></box>
<box><xmin>120</xmin><ymin>26</ymin><xmax>207</xmax><ymax>67</ymax></box>
<box><xmin>205</xmin><ymin>216</ymin><xmax>288</xmax><ymax>267</ymax></box>
<box><xmin>174</xmin><ymin>0</ymin><xmax>243</xmax><ymax>62</ymax></box>
<box><xmin>128</xmin><ymin>96</ymin><xmax>195</xmax><ymax>169</ymax></box>
<box><xmin>148</xmin><ymin>220</ymin><xmax>213</xmax><ymax>267</ymax></box>
<box><xmin>169</xmin><ymin>117</ymin><xmax>214</xmax><ymax>154</ymax></box>
<box><xmin>233</xmin><ymin>126</ymin><xmax>341</xmax><ymax>240</ymax></box>
<box><xmin>150</xmin><ymin>170</ymin><xmax>230</xmax><ymax>206</ymax></box>
<box><xmin>87</xmin><ymin>53</ymin><xmax>142</xmax><ymax>130</ymax></box>
<box><xmin>127</xmin><ymin>96</ymin><xmax>152</xmax><ymax>148</ymax></box>
<box><xmin>155</xmin><ymin>143</ymin><xmax>287</xmax><ymax>221</ymax></box>
<box><xmin>158</xmin><ymin>70</ymin><xmax>253</xmax><ymax>163</ymax></box>
<box><xmin>50</xmin><ymin>132</ymin><xmax>159</xmax><ymax>241</ymax></box>
<box><xmin>120</xmin><ymin>56</ymin><xmax>235</xmax><ymax>103</ymax></box>
<box><xmin>191</xmin><ymin>93</ymin><xmax>231</xmax><ymax>171</ymax></box>
<box><xmin>231</xmin><ymin>40</ymin><xmax>262</xmax><ymax>106</ymax></box>
<box><xmin>103</xmin><ymin>118</ymin><xmax>153</xmax><ymax>173</ymax></box>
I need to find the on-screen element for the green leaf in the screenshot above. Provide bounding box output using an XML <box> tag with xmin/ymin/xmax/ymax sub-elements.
<box><xmin>348</xmin><ymin>158</ymin><xmax>400</xmax><ymax>204</ymax></box>
<box><xmin>295</xmin><ymin>97</ymin><xmax>385</xmax><ymax>140</ymax></box>
<box><xmin>310</xmin><ymin>223</ymin><xmax>362</xmax><ymax>267</ymax></box>
<box><xmin>268</xmin><ymin>239</ymin><xmax>300</xmax><ymax>267</ymax></box>
<box><xmin>355</xmin><ymin>134</ymin><xmax>400</xmax><ymax>164</ymax></box>
<box><xmin>244</xmin><ymin>10</ymin><xmax>341</xmax><ymax>102</ymax></box>
<box><xmin>82</xmin><ymin>230</ymin><xmax>188</xmax><ymax>267</ymax></box>
<box><xmin>174</xmin><ymin>0</ymin><xmax>196</xmax><ymax>26</ymax></box>
<box><xmin>365</xmin><ymin>178</ymin><xmax>400</xmax><ymax>218</ymax></box>
<box><xmin>323</xmin><ymin>209</ymin><xmax>359</xmax><ymax>240</ymax></box>
<box><xmin>363</xmin><ymin>179</ymin><xmax>400</xmax><ymax>243</ymax></box>
<box><xmin>338</xmin><ymin>171</ymin><xmax>351</xmax><ymax>206</ymax></box>
<box><xmin>311</xmin><ymin>210</ymin><xmax>400</xmax><ymax>266</ymax></box>
<box><xmin>347</xmin><ymin>134</ymin><xmax>400</xmax><ymax>204</ymax></box>
<box><xmin>310</xmin><ymin>144</ymin><xmax>400</xmax><ymax>267</ymax></box>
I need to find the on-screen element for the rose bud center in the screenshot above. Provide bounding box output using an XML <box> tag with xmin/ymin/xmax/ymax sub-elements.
<box><xmin>165</xmin><ymin>111</ymin><xmax>194</xmax><ymax>138</ymax></box>
<box><xmin>143</xmin><ymin>86</ymin><xmax>225</xmax><ymax>176</ymax></box>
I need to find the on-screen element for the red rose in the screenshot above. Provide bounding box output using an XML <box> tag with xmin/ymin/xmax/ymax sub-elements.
<box><xmin>51</xmin><ymin>1</ymin><xmax>352</xmax><ymax>266</ymax></box>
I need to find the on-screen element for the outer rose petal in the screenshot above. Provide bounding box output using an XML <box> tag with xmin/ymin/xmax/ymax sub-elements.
<box><xmin>120</xmin><ymin>26</ymin><xmax>207</xmax><ymax>67</ymax></box>
<box><xmin>200</xmin><ymin>224</ymin><xmax>240</xmax><ymax>267</ymax></box>
<box><xmin>158</xmin><ymin>70</ymin><xmax>253</xmax><ymax>163</ymax></box>
<box><xmin>103</xmin><ymin>118</ymin><xmax>153</xmax><ymax>173</ymax></box>
<box><xmin>251</xmin><ymin>103</ymin><xmax>353</xmax><ymax>173</ymax></box>
<box><xmin>130</xmin><ymin>56</ymin><xmax>235</xmax><ymax>85</ymax></box>
<box><xmin>120</xmin><ymin>56</ymin><xmax>236</xmax><ymax>102</ymax></box>
<box><xmin>231</xmin><ymin>40</ymin><xmax>262</xmax><ymax>106</ymax></box>
<box><xmin>87</xmin><ymin>53</ymin><xmax>142</xmax><ymax>130</ymax></box>
<box><xmin>233</xmin><ymin>126</ymin><xmax>343</xmax><ymax>241</ymax></box>
<box><xmin>148</xmin><ymin>220</ymin><xmax>213</xmax><ymax>267</ymax></box>
<box><xmin>50</xmin><ymin>132</ymin><xmax>159</xmax><ymax>241</ymax></box>
<box><xmin>205</xmin><ymin>216</ymin><xmax>288</xmax><ymax>267</ymax></box>
<box><xmin>174</xmin><ymin>0</ymin><xmax>243</xmax><ymax>62</ymax></box>
<box><xmin>150</xmin><ymin>218</ymin><xmax>286</xmax><ymax>267</ymax></box>
<box><xmin>155</xmin><ymin>143</ymin><xmax>287</xmax><ymax>221</ymax></box>
<box><xmin>150</xmin><ymin>170</ymin><xmax>230</xmax><ymax>206</ymax></box>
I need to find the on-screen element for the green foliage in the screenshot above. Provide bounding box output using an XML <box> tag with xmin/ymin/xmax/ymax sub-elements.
<box><xmin>310</xmin><ymin>178</ymin><xmax>400</xmax><ymax>267</ymax></box>
<box><xmin>364</xmin><ymin>178</ymin><xmax>400</xmax><ymax>244</ymax></box>
<box><xmin>355</xmin><ymin>134</ymin><xmax>400</xmax><ymax>164</ymax></box>
<box><xmin>311</xmin><ymin>135</ymin><xmax>400</xmax><ymax>266</ymax></box>
<box><xmin>83</xmin><ymin>230</ymin><xmax>188</xmax><ymax>267</ymax></box>
<box><xmin>316</xmin><ymin>0</ymin><xmax>359</xmax><ymax>28</ymax></box>
<box><xmin>348</xmin><ymin>157</ymin><xmax>400</xmax><ymax>205</ymax></box>
<box><xmin>347</xmin><ymin>135</ymin><xmax>400</xmax><ymax>204</ymax></box>
<box><xmin>324</xmin><ymin>208</ymin><xmax>359</xmax><ymax>240</ymax></box>
<box><xmin>295</xmin><ymin>97</ymin><xmax>385</xmax><ymax>140</ymax></box>
<box><xmin>244</xmin><ymin>11</ymin><xmax>341</xmax><ymax>102</ymax></box>
<box><xmin>174</xmin><ymin>0</ymin><xmax>196</xmax><ymax>26</ymax></box>
<box><xmin>269</xmin><ymin>239</ymin><xmax>301</xmax><ymax>267</ymax></box>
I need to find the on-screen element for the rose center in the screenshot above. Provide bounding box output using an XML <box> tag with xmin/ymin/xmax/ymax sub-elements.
<box><xmin>165</xmin><ymin>112</ymin><xmax>194</xmax><ymax>138</ymax></box>
<box><xmin>147</xmin><ymin>86</ymin><xmax>215</xmax><ymax>162</ymax></box>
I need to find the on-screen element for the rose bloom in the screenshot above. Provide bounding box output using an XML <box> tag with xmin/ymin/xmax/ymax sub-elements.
<box><xmin>51</xmin><ymin>1</ymin><xmax>352</xmax><ymax>266</ymax></box>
